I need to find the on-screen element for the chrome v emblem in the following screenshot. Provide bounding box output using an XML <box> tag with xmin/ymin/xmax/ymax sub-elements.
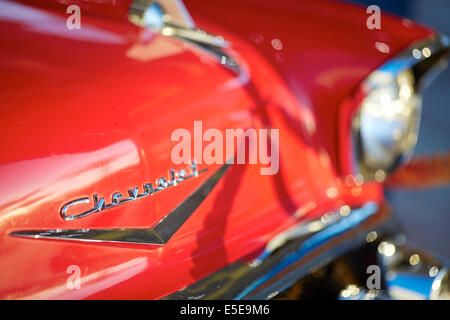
<box><xmin>10</xmin><ymin>164</ymin><xmax>229</xmax><ymax>246</ymax></box>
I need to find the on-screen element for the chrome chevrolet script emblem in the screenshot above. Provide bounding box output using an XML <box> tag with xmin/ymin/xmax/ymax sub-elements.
<box><xmin>61</xmin><ymin>162</ymin><xmax>206</xmax><ymax>221</ymax></box>
<box><xmin>10</xmin><ymin>163</ymin><xmax>229</xmax><ymax>246</ymax></box>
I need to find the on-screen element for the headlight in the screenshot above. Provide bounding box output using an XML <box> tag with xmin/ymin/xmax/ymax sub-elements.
<box><xmin>354</xmin><ymin>68</ymin><xmax>420</xmax><ymax>179</ymax></box>
<box><xmin>350</xmin><ymin>35</ymin><xmax>449</xmax><ymax>181</ymax></box>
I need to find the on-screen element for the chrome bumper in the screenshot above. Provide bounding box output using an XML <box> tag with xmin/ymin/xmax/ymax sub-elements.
<box><xmin>165</xmin><ymin>202</ymin><xmax>396</xmax><ymax>299</ymax></box>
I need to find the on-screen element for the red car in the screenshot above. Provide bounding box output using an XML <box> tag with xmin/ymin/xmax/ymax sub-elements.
<box><xmin>0</xmin><ymin>0</ymin><xmax>448</xmax><ymax>300</ymax></box>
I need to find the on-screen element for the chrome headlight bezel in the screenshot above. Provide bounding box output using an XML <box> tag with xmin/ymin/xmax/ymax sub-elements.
<box><xmin>349</xmin><ymin>35</ymin><xmax>449</xmax><ymax>182</ymax></box>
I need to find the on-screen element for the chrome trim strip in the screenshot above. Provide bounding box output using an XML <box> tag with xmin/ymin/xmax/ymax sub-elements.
<box><xmin>164</xmin><ymin>202</ymin><xmax>384</xmax><ymax>300</ymax></box>
<box><xmin>430</xmin><ymin>267</ymin><xmax>448</xmax><ymax>300</ymax></box>
<box><xmin>128</xmin><ymin>0</ymin><xmax>241</xmax><ymax>72</ymax></box>
<box><xmin>378</xmin><ymin>34</ymin><xmax>449</xmax><ymax>80</ymax></box>
<box><xmin>129</xmin><ymin>0</ymin><xmax>226</xmax><ymax>47</ymax></box>
<box><xmin>10</xmin><ymin>164</ymin><xmax>230</xmax><ymax>246</ymax></box>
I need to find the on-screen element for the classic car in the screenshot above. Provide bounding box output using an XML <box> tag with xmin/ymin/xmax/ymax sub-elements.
<box><xmin>0</xmin><ymin>0</ymin><xmax>448</xmax><ymax>300</ymax></box>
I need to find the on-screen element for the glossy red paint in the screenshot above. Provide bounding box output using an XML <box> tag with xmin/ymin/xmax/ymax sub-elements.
<box><xmin>0</xmin><ymin>0</ymin><xmax>433</xmax><ymax>299</ymax></box>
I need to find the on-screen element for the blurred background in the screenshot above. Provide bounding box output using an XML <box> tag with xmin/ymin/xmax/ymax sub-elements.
<box><xmin>349</xmin><ymin>0</ymin><xmax>450</xmax><ymax>264</ymax></box>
